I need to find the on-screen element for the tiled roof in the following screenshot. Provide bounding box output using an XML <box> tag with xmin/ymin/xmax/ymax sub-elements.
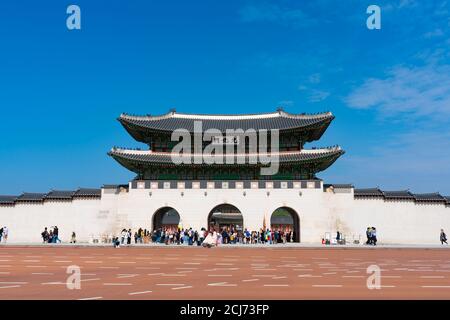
<box><xmin>0</xmin><ymin>195</ymin><xmax>17</xmax><ymax>205</ymax></box>
<box><xmin>16</xmin><ymin>193</ymin><xmax>47</xmax><ymax>202</ymax></box>
<box><xmin>119</xmin><ymin>110</ymin><xmax>334</xmax><ymax>132</ymax></box>
<box><xmin>119</xmin><ymin>110</ymin><xmax>335</xmax><ymax>143</ymax></box>
<box><xmin>73</xmin><ymin>188</ymin><xmax>101</xmax><ymax>197</ymax></box>
<box><xmin>108</xmin><ymin>146</ymin><xmax>344</xmax><ymax>166</ymax></box>
<box><xmin>383</xmin><ymin>190</ymin><xmax>414</xmax><ymax>200</ymax></box>
<box><xmin>354</xmin><ymin>189</ymin><xmax>449</xmax><ymax>206</ymax></box>
<box><xmin>46</xmin><ymin>190</ymin><xmax>75</xmax><ymax>200</ymax></box>
<box><xmin>0</xmin><ymin>188</ymin><xmax>101</xmax><ymax>205</ymax></box>
<box><xmin>324</xmin><ymin>184</ymin><xmax>353</xmax><ymax>189</ymax></box>
<box><xmin>354</xmin><ymin>188</ymin><xmax>383</xmax><ymax>197</ymax></box>
<box><xmin>413</xmin><ymin>193</ymin><xmax>446</xmax><ymax>202</ymax></box>
<box><xmin>102</xmin><ymin>184</ymin><xmax>129</xmax><ymax>190</ymax></box>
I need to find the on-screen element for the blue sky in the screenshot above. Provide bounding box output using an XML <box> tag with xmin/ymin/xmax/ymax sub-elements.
<box><xmin>0</xmin><ymin>0</ymin><xmax>449</xmax><ymax>195</ymax></box>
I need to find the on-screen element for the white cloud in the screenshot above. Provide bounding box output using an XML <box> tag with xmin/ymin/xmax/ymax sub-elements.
<box><xmin>308</xmin><ymin>89</ymin><xmax>330</xmax><ymax>102</ymax></box>
<box><xmin>299</xmin><ymin>85</ymin><xmax>330</xmax><ymax>102</ymax></box>
<box><xmin>424</xmin><ymin>28</ymin><xmax>444</xmax><ymax>38</ymax></box>
<box><xmin>345</xmin><ymin>63</ymin><xmax>450</xmax><ymax>119</ymax></box>
<box><xmin>308</xmin><ymin>73</ymin><xmax>321</xmax><ymax>84</ymax></box>
<box><xmin>398</xmin><ymin>0</ymin><xmax>419</xmax><ymax>9</ymax></box>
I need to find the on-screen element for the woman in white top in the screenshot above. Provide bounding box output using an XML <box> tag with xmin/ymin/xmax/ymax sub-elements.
<box><xmin>202</xmin><ymin>231</ymin><xmax>217</xmax><ymax>248</ymax></box>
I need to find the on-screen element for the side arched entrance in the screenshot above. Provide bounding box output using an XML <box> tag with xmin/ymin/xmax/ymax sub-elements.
<box><xmin>270</xmin><ymin>207</ymin><xmax>300</xmax><ymax>242</ymax></box>
<box><xmin>152</xmin><ymin>207</ymin><xmax>180</xmax><ymax>231</ymax></box>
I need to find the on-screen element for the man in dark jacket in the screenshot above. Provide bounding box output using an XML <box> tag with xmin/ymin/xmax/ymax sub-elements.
<box><xmin>441</xmin><ymin>229</ymin><xmax>448</xmax><ymax>245</ymax></box>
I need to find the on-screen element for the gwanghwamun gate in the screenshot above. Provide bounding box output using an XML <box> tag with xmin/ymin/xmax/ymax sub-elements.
<box><xmin>1</xmin><ymin>109</ymin><xmax>449</xmax><ymax>245</ymax></box>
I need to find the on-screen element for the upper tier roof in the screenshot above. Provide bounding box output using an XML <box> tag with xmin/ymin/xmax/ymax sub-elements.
<box><xmin>118</xmin><ymin>109</ymin><xmax>334</xmax><ymax>142</ymax></box>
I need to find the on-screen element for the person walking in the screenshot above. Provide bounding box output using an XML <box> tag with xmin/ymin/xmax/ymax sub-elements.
<box><xmin>440</xmin><ymin>229</ymin><xmax>448</xmax><ymax>245</ymax></box>
<box><xmin>70</xmin><ymin>232</ymin><xmax>76</xmax><ymax>243</ymax></box>
<box><xmin>0</xmin><ymin>227</ymin><xmax>3</xmax><ymax>243</ymax></box>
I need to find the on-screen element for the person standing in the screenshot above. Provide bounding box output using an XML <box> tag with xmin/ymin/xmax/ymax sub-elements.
<box><xmin>71</xmin><ymin>232</ymin><xmax>76</xmax><ymax>243</ymax></box>
<box><xmin>198</xmin><ymin>227</ymin><xmax>205</xmax><ymax>246</ymax></box>
<box><xmin>371</xmin><ymin>227</ymin><xmax>377</xmax><ymax>246</ymax></box>
<box><xmin>440</xmin><ymin>229</ymin><xmax>448</xmax><ymax>245</ymax></box>
<box><xmin>121</xmin><ymin>229</ymin><xmax>127</xmax><ymax>244</ymax></box>
<box><xmin>127</xmin><ymin>229</ymin><xmax>132</xmax><ymax>245</ymax></box>
<box><xmin>41</xmin><ymin>227</ymin><xmax>49</xmax><ymax>243</ymax></box>
<box><xmin>244</xmin><ymin>229</ymin><xmax>251</xmax><ymax>244</ymax></box>
<box><xmin>2</xmin><ymin>226</ymin><xmax>8</xmax><ymax>243</ymax></box>
<box><xmin>53</xmin><ymin>226</ymin><xmax>61</xmax><ymax>243</ymax></box>
<box><xmin>0</xmin><ymin>227</ymin><xmax>3</xmax><ymax>243</ymax></box>
<box><xmin>366</xmin><ymin>227</ymin><xmax>371</xmax><ymax>245</ymax></box>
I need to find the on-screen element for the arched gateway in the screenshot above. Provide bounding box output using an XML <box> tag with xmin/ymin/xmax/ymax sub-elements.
<box><xmin>152</xmin><ymin>207</ymin><xmax>180</xmax><ymax>231</ymax></box>
<box><xmin>208</xmin><ymin>204</ymin><xmax>243</xmax><ymax>232</ymax></box>
<box><xmin>270</xmin><ymin>207</ymin><xmax>300</xmax><ymax>242</ymax></box>
<box><xmin>109</xmin><ymin>109</ymin><xmax>344</xmax><ymax>243</ymax></box>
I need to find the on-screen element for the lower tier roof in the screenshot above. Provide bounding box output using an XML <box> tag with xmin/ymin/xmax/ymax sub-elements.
<box><xmin>108</xmin><ymin>146</ymin><xmax>345</xmax><ymax>175</ymax></box>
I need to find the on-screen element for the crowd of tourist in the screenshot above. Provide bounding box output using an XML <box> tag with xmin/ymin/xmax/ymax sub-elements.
<box><xmin>40</xmin><ymin>226</ymin><xmax>62</xmax><ymax>243</ymax></box>
<box><xmin>40</xmin><ymin>227</ymin><xmax>76</xmax><ymax>244</ymax></box>
<box><xmin>111</xmin><ymin>225</ymin><xmax>296</xmax><ymax>247</ymax></box>
<box><xmin>4</xmin><ymin>225</ymin><xmax>448</xmax><ymax>246</ymax></box>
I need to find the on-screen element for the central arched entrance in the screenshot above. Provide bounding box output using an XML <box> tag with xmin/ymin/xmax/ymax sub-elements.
<box><xmin>152</xmin><ymin>207</ymin><xmax>180</xmax><ymax>231</ymax></box>
<box><xmin>208</xmin><ymin>204</ymin><xmax>243</xmax><ymax>232</ymax></box>
<box><xmin>270</xmin><ymin>207</ymin><xmax>300</xmax><ymax>242</ymax></box>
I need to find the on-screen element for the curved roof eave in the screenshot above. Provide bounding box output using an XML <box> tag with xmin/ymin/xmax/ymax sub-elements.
<box><xmin>118</xmin><ymin>110</ymin><xmax>335</xmax><ymax>142</ymax></box>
